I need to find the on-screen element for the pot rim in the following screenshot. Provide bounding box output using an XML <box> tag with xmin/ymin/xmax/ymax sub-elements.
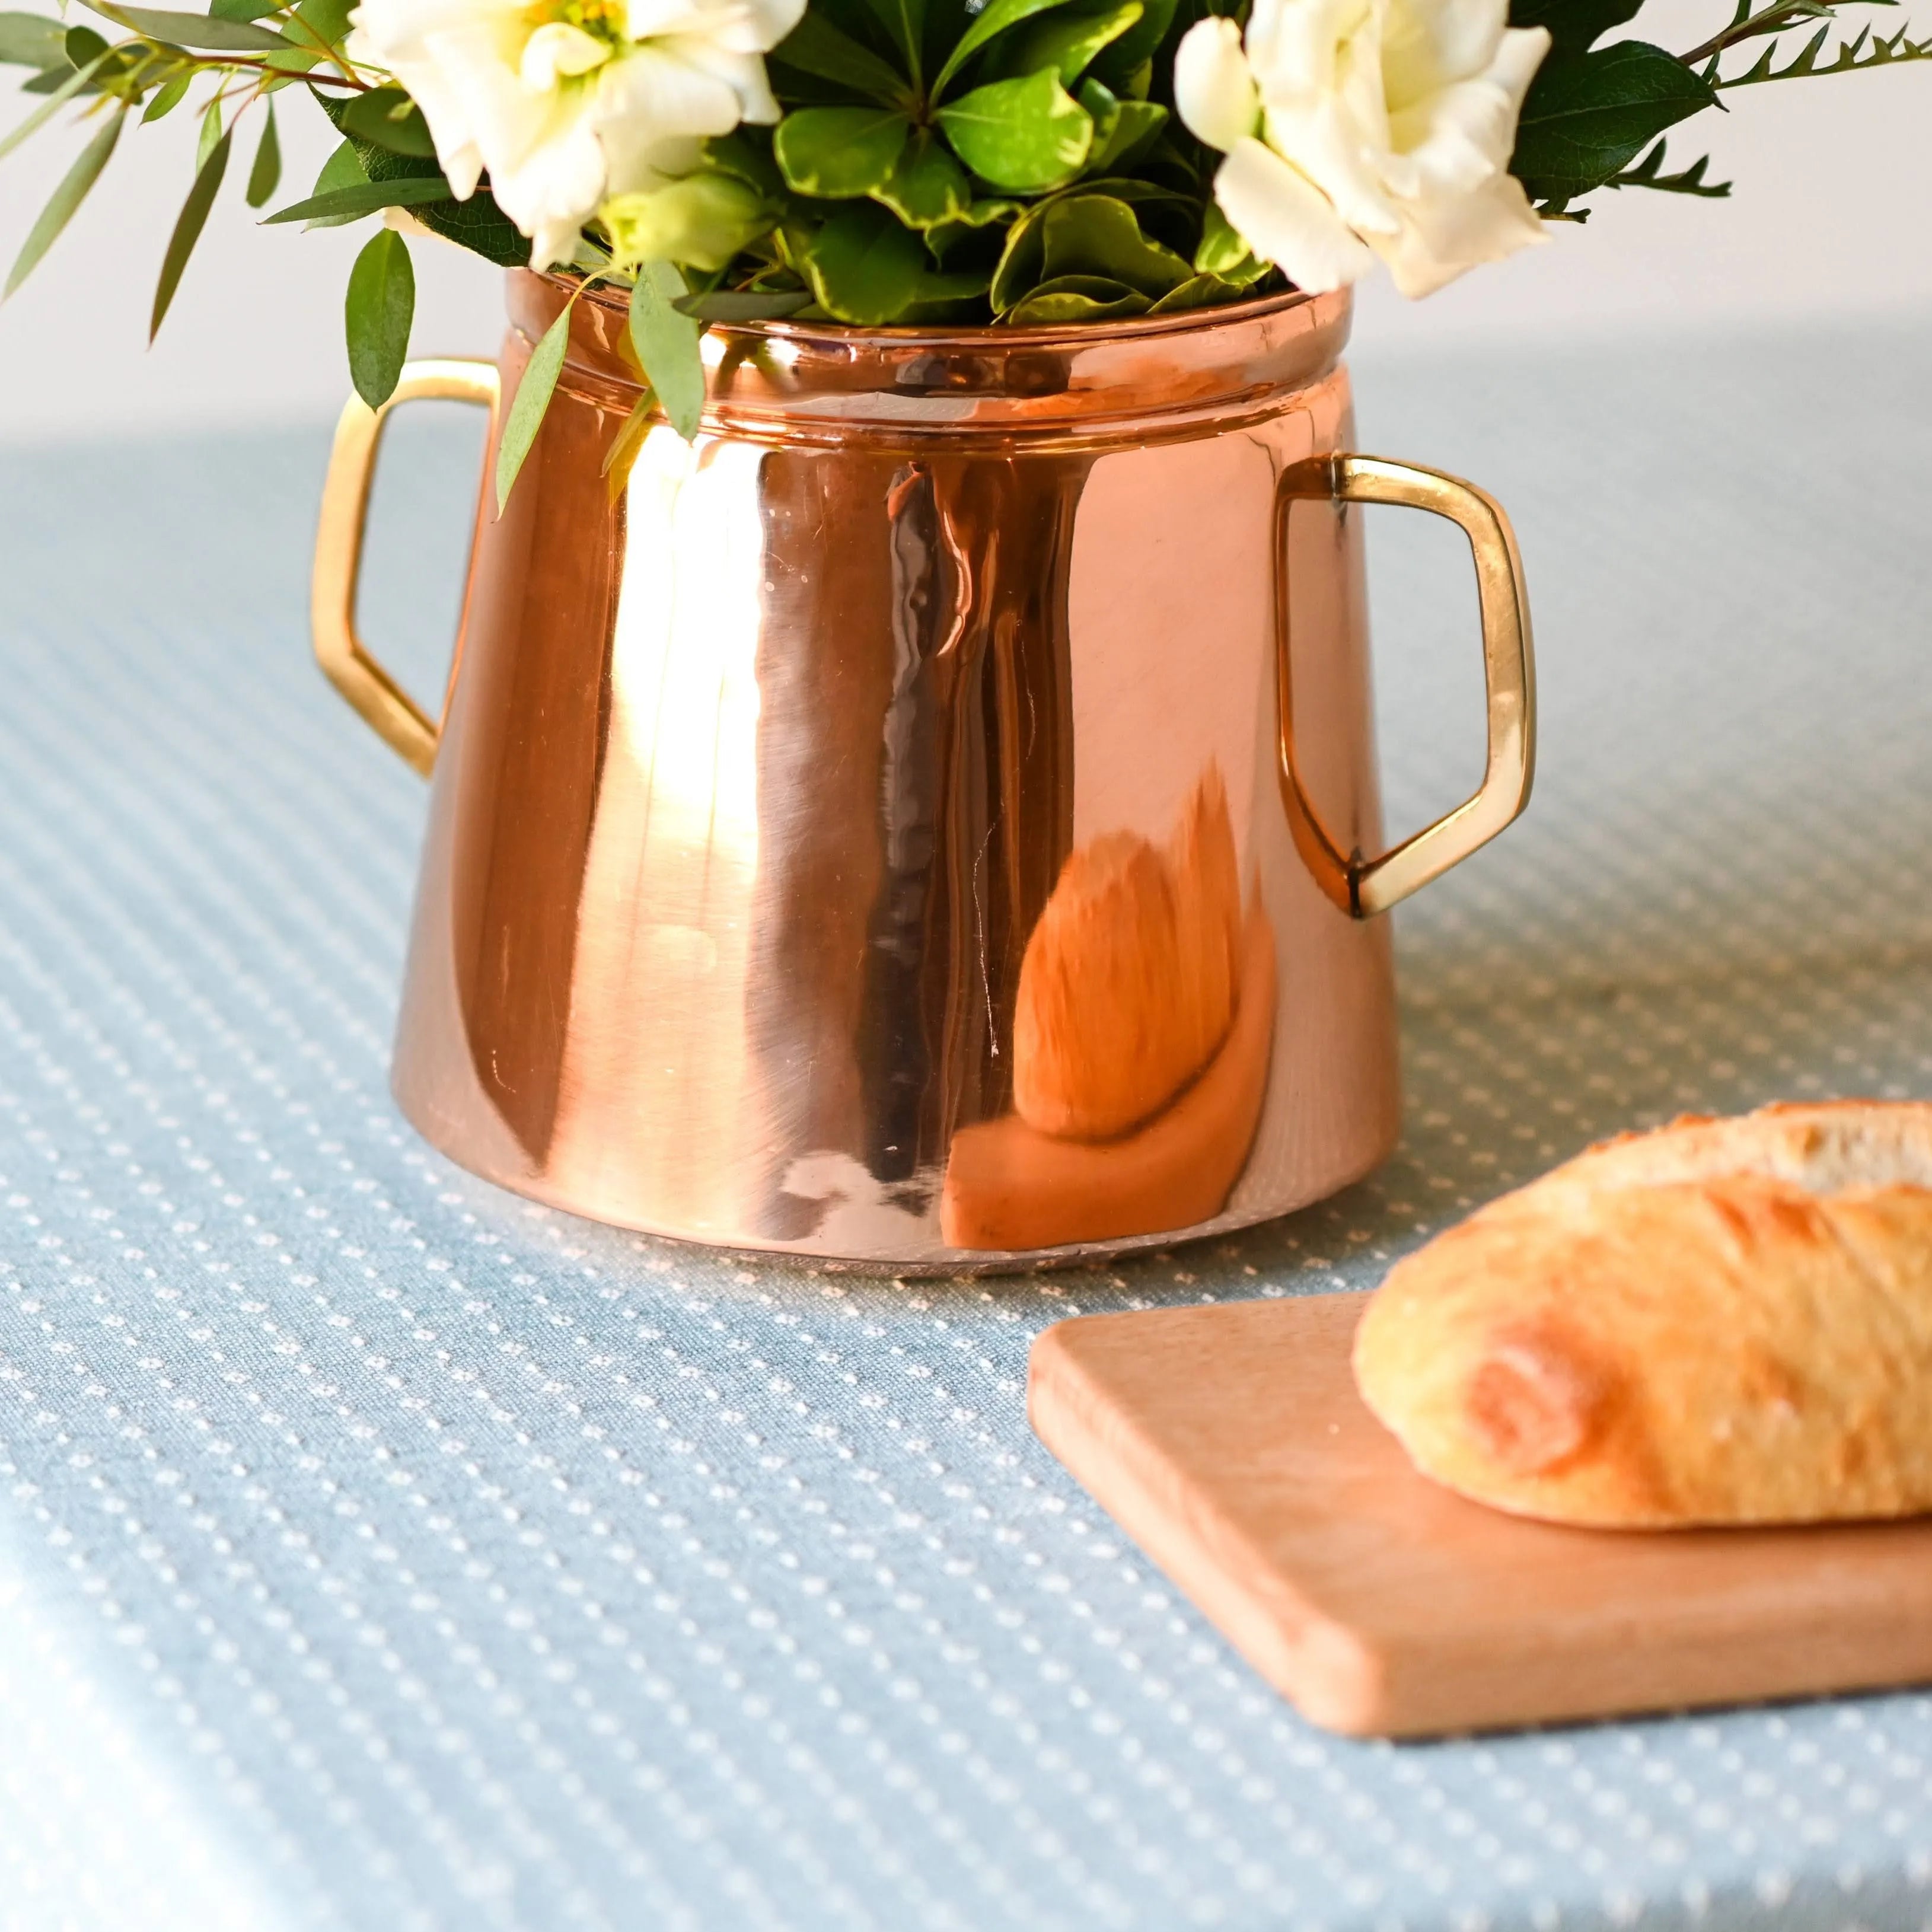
<box><xmin>550</xmin><ymin>269</ymin><xmax>1318</xmax><ymax>352</ymax></box>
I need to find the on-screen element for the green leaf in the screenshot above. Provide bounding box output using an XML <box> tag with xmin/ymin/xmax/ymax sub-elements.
<box><xmin>0</xmin><ymin>11</ymin><xmax>65</xmax><ymax>66</ymax></box>
<box><xmin>800</xmin><ymin>201</ymin><xmax>927</xmax><ymax>322</ymax></box>
<box><xmin>601</xmin><ymin>385</ymin><xmax>656</xmax><ymax>499</ymax></box>
<box><xmin>1146</xmin><ymin>270</ymin><xmax>1244</xmax><ymax>312</ymax></box>
<box><xmin>873</xmin><ymin>124</ymin><xmax>970</xmax><ymax>225</ymax></box>
<box><xmin>769</xmin><ymin>8</ymin><xmax>913</xmax><ymax>105</ymax></box>
<box><xmin>932</xmin><ymin>0</ymin><xmax>1076</xmax><ymax>93</ymax></box>
<box><xmin>860</xmin><ymin>0</ymin><xmax>923</xmax><ymax>82</ymax></box>
<box><xmin>195</xmin><ymin>92</ymin><xmax>221</xmax><ymax>171</ymax></box>
<box><xmin>1091</xmin><ymin>0</ymin><xmax>1172</xmax><ymax>74</ymax></box>
<box><xmin>1507</xmin><ymin>0</ymin><xmax>1641</xmax><ymax>57</ymax></box>
<box><xmin>628</xmin><ymin>260</ymin><xmax>705</xmax><ymax>442</ymax></box>
<box><xmin>774</xmin><ymin>104</ymin><xmax>910</xmax><ymax>196</ymax></box>
<box><xmin>0</xmin><ymin>46</ymin><xmax>106</xmax><ymax>157</ymax></box>
<box><xmin>62</xmin><ymin>23</ymin><xmax>107</xmax><ymax>68</ymax></box>
<box><xmin>1604</xmin><ymin>137</ymin><xmax>1730</xmax><ymax>193</ymax></box>
<box><xmin>262</xmin><ymin>173</ymin><xmax>454</xmax><ymax>224</ymax></box>
<box><xmin>341</xmin><ymin>84</ymin><xmax>438</xmax><ymax>157</ymax></box>
<box><xmin>1077</xmin><ymin>78</ymin><xmax>1165</xmax><ymax>171</ymax></box>
<box><xmin>674</xmin><ymin>287</ymin><xmax>813</xmax><ymax>321</ymax></box>
<box><xmin>91</xmin><ymin>2</ymin><xmax>290</xmax><ymax>48</ymax></box>
<box><xmin>244</xmin><ymin>97</ymin><xmax>280</xmax><ymax>206</ymax></box>
<box><xmin>1510</xmin><ymin>40</ymin><xmax>1716</xmax><ymax>197</ymax></box>
<box><xmin>344</xmin><ymin>224</ymin><xmax>413</xmax><ymax>408</ymax></box>
<box><xmin>150</xmin><ymin>122</ymin><xmax>228</xmax><ymax>337</ymax></box>
<box><xmin>495</xmin><ymin>298</ymin><xmax>571</xmax><ymax>515</ymax></box>
<box><xmin>1039</xmin><ymin>190</ymin><xmax>1190</xmax><ymax>294</ymax></box>
<box><xmin>1005</xmin><ymin>273</ymin><xmax>1149</xmax><ymax>323</ymax></box>
<box><xmin>936</xmin><ymin>68</ymin><xmax>1092</xmax><ymax>191</ymax></box>
<box><xmin>1714</xmin><ymin>17</ymin><xmax>1932</xmax><ymax>84</ymax></box>
<box><xmin>140</xmin><ymin>69</ymin><xmax>189</xmax><ymax>120</ymax></box>
<box><xmin>998</xmin><ymin>0</ymin><xmax>1140</xmax><ymax>84</ymax></box>
<box><xmin>4</xmin><ymin>100</ymin><xmax>122</xmax><ymax>297</ymax></box>
<box><xmin>211</xmin><ymin>0</ymin><xmax>285</xmax><ymax>17</ymax></box>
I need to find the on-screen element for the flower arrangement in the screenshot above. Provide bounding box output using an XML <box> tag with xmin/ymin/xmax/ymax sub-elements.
<box><xmin>1</xmin><ymin>0</ymin><xmax>1924</xmax><ymax>499</ymax></box>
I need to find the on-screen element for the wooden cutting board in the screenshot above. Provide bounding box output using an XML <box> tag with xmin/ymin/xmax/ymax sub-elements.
<box><xmin>1028</xmin><ymin>1293</ymin><xmax>1932</xmax><ymax>1738</ymax></box>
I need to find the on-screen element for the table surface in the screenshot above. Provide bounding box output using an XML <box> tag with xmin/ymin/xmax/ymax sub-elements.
<box><xmin>2</xmin><ymin>320</ymin><xmax>1930</xmax><ymax>1932</ymax></box>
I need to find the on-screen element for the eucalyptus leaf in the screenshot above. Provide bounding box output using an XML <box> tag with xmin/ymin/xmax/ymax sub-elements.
<box><xmin>211</xmin><ymin>0</ymin><xmax>285</xmax><ymax>18</ymax></box>
<box><xmin>1510</xmin><ymin>40</ymin><xmax>1716</xmax><ymax>196</ymax></box>
<box><xmin>0</xmin><ymin>11</ymin><xmax>66</xmax><ymax>66</ymax></box>
<box><xmin>601</xmin><ymin>386</ymin><xmax>656</xmax><ymax>500</ymax></box>
<box><xmin>932</xmin><ymin>0</ymin><xmax>1076</xmax><ymax>93</ymax></box>
<box><xmin>262</xmin><ymin>173</ymin><xmax>454</xmax><ymax>224</ymax></box>
<box><xmin>5</xmin><ymin>100</ymin><xmax>122</xmax><ymax>297</ymax></box>
<box><xmin>1005</xmin><ymin>273</ymin><xmax>1150</xmax><ymax>323</ymax></box>
<box><xmin>629</xmin><ymin>260</ymin><xmax>706</xmax><ymax>441</ymax></box>
<box><xmin>801</xmin><ymin>201</ymin><xmax>927</xmax><ymax>322</ymax></box>
<box><xmin>345</xmin><ymin>224</ymin><xmax>413</xmax><ymax>407</ymax></box>
<box><xmin>1040</xmin><ymin>190</ymin><xmax>1190</xmax><ymax>293</ymax></box>
<box><xmin>342</xmin><ymin>84</ymin><xmax>438</xmax><ymax>157</ymax></box>
<box><xmin>873</xmin><ymin>125</ymin><xmax>969</xmax><ymax>225</ymax></box>
<box><xmin>92</xmin><ymin>3</ymin><xmax>290</xmax><ymax>49</ymax></box>
<box><xmin>244</xmin><ymin>97</ymin><xmax>280</xmax><ymax>206</ymax></box>
<box><xmin>936</xmin><ymin>68</ymin><xmax>1092</xmax><ymax>191</ymax></box>
<box><xmin>0</xmin><ymin>47</ymin><xmax>107</xmax><ymax>158</ymax></box>
<box><xmin>998</xmin><ymin>0</ymin><xmax>1140</xmax><ymax>84</ymax></box>
<box><xmin>769</xmin><ymin>8</ymin><xmax>913</xmax><ymax>105</ymax></box>
<box><xmin>495</xmin><ymin>299</ymin><xmax>570</xmax><ymax>514</ymax></box>
<box><xmin>195</xmin><ymin>93</ymin><xmax>221</xmax><ymax>171</ymax></box>
<box><xmin>141</xmin><ymin>70</ymin><xmax>189</xmax><ymax>119</ymax></box>
<box><xmin>151</xmin><ymin>123</ymin><xmax>228</xmax><ymax>337</ymax></box>
<box><xmin>774</xmin><ymin>104</ymin><xmax>910</xmax><ymax>195</ymax></box>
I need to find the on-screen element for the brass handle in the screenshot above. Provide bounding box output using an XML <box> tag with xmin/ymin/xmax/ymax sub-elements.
<box><xmin>1275</xmin><ymin>452</ymin><xmax>1536</xmax><ymax>919</ymax></box>
<box><xmin>310</xmin><ymin>358</ymin><xmax>502</xmax><ymax>777</ymax></box>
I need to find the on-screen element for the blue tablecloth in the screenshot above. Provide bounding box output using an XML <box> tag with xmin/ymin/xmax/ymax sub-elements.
<box><xmin>1</xmin><ymin>318</ymin><xmax>1930</xmax><ymax>1931</ymax></box>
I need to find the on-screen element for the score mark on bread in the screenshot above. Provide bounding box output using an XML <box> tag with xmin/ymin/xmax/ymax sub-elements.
<box><xmin>1353</xmin><ymin>1101</ymin><xmax>1932</xmax><ymax>1528</ymax></box>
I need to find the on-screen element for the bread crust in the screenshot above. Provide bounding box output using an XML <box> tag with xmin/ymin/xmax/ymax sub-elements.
<box><xmin>1353</xmin><ymin>1102</ymin><xmax>1932</xmax><ymax>1528</ymax></box>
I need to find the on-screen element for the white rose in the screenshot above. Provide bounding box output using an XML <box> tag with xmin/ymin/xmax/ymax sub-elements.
<box><xmin>347</xmin><ymin>0</ymin><xmax>804</xmax><ymax>270</ymax></box>
<box><xmin>1173</xmin><ymin>0</ymin><xmax>1551</xmax><ymax>298</ymax></box>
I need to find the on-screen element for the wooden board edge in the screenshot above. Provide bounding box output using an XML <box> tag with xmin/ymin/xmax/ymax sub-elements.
<box><xmin>1026</xmin><ymin>1312</ymin><xmax>1397</xmax><ymax>1737</ymax></box>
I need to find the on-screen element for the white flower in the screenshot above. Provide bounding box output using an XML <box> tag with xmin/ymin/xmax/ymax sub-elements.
<box><xmin>1173</xmin><ymin>0</ymin><xmax>1551</xmax><ymax>298</ymax></box>
<box><xmin>348</xmin><ymin>0</ymin><xmax>804</xmax><ymax>269</ymax></box>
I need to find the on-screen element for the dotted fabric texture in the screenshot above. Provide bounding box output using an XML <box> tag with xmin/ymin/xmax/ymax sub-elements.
<box><xmin>1</xmin><ymin>321</ymin><xmax>1931</xmax><ymax>1932</ymax></box>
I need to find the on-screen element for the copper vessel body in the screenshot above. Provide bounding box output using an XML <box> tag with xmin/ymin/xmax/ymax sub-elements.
<box><xmin>318</xmin><ymin>273</ymin><xmax>1534</xmax><ymax>1270</ymax></box>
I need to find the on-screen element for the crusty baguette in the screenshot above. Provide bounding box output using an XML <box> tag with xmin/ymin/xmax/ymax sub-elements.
<box><xmin>1353</xmin><ymin>1101</ymin><xmax>1932</xmax><ymax>1528</ymax></box>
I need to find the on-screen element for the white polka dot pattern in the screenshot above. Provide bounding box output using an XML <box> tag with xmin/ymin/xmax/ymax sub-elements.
<box><xmin>0</xmin><ymin>328</ymin><xmax>1930</xmax><ymax>1930</ymax></box>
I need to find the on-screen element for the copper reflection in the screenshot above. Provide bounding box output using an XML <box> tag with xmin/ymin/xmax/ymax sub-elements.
<box><xmin>339</xmin><ymin>273</ymin><xmax>1507</xmax><ymax>1268</ymax></box>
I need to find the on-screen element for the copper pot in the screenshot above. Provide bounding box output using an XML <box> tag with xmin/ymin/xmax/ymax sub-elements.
<box><xmin>310</xmin><ymin>270</ymin><xmax>1534</xmax><ymax>1270</ymax></box>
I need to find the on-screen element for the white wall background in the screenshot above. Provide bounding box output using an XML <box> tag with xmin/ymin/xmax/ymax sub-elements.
<box><xmin>0</xmin><ymin>0</ymin><xmax>1927</xmax><ymax>442</ymax></box>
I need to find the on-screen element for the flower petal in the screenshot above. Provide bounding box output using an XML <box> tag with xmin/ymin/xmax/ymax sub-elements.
<box><xmin>1372</xmin><ymin>164</ymin><xmax>1546</xmax><ymax>297</ymax></box>
<box><xmin>1213</xmin><ymin>136</ymin><xmax>1376</xmax><ymax>294</ymax></box>
<box><xmin>1174</xmin><ymin>18</ymin><xmax>1261</xmax><ymax>154</ymax></box>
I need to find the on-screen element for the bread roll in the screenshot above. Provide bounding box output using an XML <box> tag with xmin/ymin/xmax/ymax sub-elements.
<box><xmin>1353</xmin><ymin>1102</ymin><xmax>1932</xmax><ymax>1528</ymax></box>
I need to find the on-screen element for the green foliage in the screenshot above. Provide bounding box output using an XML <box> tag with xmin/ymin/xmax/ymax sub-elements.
<box><xmin>495</xmin><ymin>297</ymin><xmax>572</xmax><ymax>514</ymax></box>
<box><xmin>627</xmin><ymin>261</ymin><xmax>704</xmax><ymax>439</ymax></box>
<box><xmin>0</xmin><ymin>11</ymin><xmax>65</xmax><ymax>66</ymax></box>
<box><xmin>5</xmin><ymin>99</ymin><xmax>123</xmax><ymax>295</ymax></box>
<box><xmin>341</xmin><ymin>84</ymin><xmax>436</xmax><ymax>156</ymax></box>
<box><xmin>151</xmin><ymin>120</ymin><xmax>228</xmax><ymax>336</ymax></box>
<box><xmin>1510</xmin><ymin>40</ymin><xmax>1716</xmax><ymax>203</ymax></box>
<box><xmin>1605</xmin><ymin>138</ymin><xmax>1730</xmax><ymax>193</ymax></box>
<box><xmin>344</xmin><ymin>223</ymin><xmax>413</xmax><ymax>406</ymax></box>
<box><xmin>935</xmin><ymin>69</ymin><xmax>1093</xmax><ymax>189</ymax></box>
<box><xmin>263</xmin><ymin>172</ymin><xmax>452</xmax><ymax>224</ymax></box>
<box><xmin>244</xmin><ymin>97</ymin><xmax>280</xmax><ymax>206</ymax></box>
<box><xmin>1711</xmin><ymin>11</ymin><xmax>1932</xmax><ymax>81</ymax></box>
